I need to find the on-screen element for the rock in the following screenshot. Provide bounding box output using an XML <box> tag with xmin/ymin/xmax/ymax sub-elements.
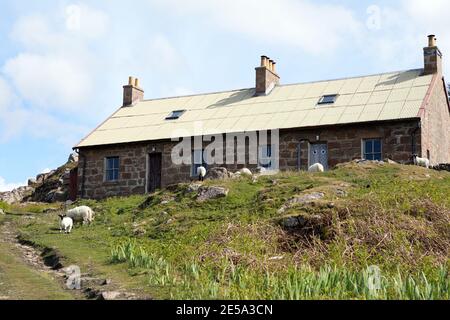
<box><xmin>335</xmin><ymin>189</ymin><xmax>347</xmax><ymax>197</ymax></box>
<box><xmin>205</xmin><ymin>167</ymin><xmax>230</xmax><ymax>180</ymax></box>
<box><xmin>386</xmin><ymin>159</ymin><xmax>398</xmax><ymax>165</ymax></box>
<box><xmin>28</xmin><ymin>178</ymin><xmax>37</xmax><ymax>186</ymax></box>
<box><xmin>278</xmin><ymin>192</ymin><xmax>325</xmax><ymax>214</ymax></box>
<box><xmin>52</xmin><ymin>189</ymin><xmax>68</xmax><ymax>203</ymax></box>
<box><xmin>282</xmin><ymin>216</ymin><xmax>300</xmax><ymax>228</ymax></box>
<box><xmin>186</xmin><ymin>183</ymin><xmax>202</xmax><ymax>193</ymax></box>
<box><xmin>240</xmin><ymin>168</ymin><xmax>253</xmax><ymax>177</ymax></box>
<box><xmin>197</xmin><ymin>186</ymin><xmax>229</xmax><ymax>202</ymax></box>
<box><xmin>0</xmin><ymin>209</ymin><xmax>5</xmax><ymax>215</ymax></box>
<box><xmin>100</xmin><ymin>291</ymin><xmax>123</xmax><ymax>300</ymax></box>
<box><xmin>80</xmin><ymin>277</ymin><xmax>109</xmax><ymax>288</ymax></box>
<box><xmin>0</xmin><ymin>186</ymin><xmax>34</xmax><ymax>205</ymax></box>
<box><xmin>68</xmin><ymin>152</ymin><xmax>79</xmax><ymax>163</ymax></box>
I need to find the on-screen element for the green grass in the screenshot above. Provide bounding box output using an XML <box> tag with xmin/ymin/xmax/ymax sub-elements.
<box><xmin>15</xmin><ymin>162</ymin><xmax>450</xmax><ymax>300</ymax></box>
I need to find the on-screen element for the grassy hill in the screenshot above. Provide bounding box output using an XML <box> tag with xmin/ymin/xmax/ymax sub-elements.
<box><xmin>9</xmin><ymin>161</ymin><xmax>450</xmax><ymax>300</ymax></box>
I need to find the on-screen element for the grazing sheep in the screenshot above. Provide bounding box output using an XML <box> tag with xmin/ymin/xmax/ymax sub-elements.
<box><xmin>240</xmin><ymin>168</ymin><xmax>253</xmax><ymax>177</ymax></box>
<box><xmin>58</xmin><ymin>214</ymin><xmax>73</xmax><ymax>234</ymax></box>
<box><xmin>413</xmin><ymin>155</ymin><xmax>430</xmax><ymax>169</ymax></box>
<box><xmin>65</xmin><ymin>206</ymin><xmax>95</xmax><ymax>225</ymax></box>
<box><xmin>308</xmin><ymin>163</ymin><xmax>325</xmax><ymax>173</ymax></box>
<box><xmin>197</xmin><ymin>166</ymin><xmax>207</xmax><ymax>182</ymax></box>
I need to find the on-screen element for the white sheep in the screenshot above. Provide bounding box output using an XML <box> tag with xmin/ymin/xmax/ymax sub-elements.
<box><xmin>197</xmin><ymin>166</ymin><xmax>207</xmax><ymax>181</ymax></box>
<box><xmin>65</xmin><ymin>206</ymin><xmax>95</xmax><ymax>225</ymax></box>
<box><xmin>58</xmin><ymin>214</ymin><xmax>73</xmax><ymax>234</ymax></box>
<box><xmin>413</xmin><ymin>155</ymin><xmax>430</xmax><ymax>169</ymax></box>
<box><xmin>240</xmin><ymin>168</ymin><xmax>253</xmax><ymax>177</ymax></box>
<box><xmin>308</xmin><ymin>163</ymin><xmax>325</xmax><ymax>173</ymax></box>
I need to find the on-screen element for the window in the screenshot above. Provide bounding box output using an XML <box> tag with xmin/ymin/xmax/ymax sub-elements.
<box><xmin>191</xmin><ymin>150</ymin><xmax>208</xmax><ymax>177</ymax></box>
<box><xmin>318</xmin><ymin>94</ymin><xmax>338</xmax><ymax>105</ymax></box>
<box><xmin>259</xmin><ymin>145</ymin><xmax>274</xmax><ymax>169</ymax></box>
<box><xmin>166</xmin><ymin>110</ymin><xmax>186</xmax><ymax>120</ymax></box>
<box><xmin>105</xmin><ymin>157</ymin><xmax>119</xmax><ymax>181</ymax></box>
<box><xmin>363</xmin><ymin>139</ymin><xmax>382</xmax><ymax>161</ymax></box>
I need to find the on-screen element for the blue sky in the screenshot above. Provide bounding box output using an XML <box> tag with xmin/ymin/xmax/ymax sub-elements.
<box><xmin>0</xmin><ymin>0</ymin><xmax>449</xmax><ymax>191</ymax></box>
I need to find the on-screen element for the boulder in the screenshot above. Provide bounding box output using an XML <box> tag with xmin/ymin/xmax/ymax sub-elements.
<box><xmin>186</xmin><ymin>183</ymin><xmax>202</xmax><ymax>193</ymax></box>
<box><xmin>205</xmin><ymin>167</ymin><xmax>230</xmax><ymax>180</ymax></box>
<box><xmin>0</xmin><ymin>209</ymin><xmax>5</xmax><ymax>215</ymax></box>
<box><xmin>100</xmin><ymin>291</ymin><xmax>122</xmax><ymax>300</ymax></box>
<box><xmin>278</xmin><ymin>192</ymin><xmax>325</xmax><ymax>214</ymax></box>
<box><xmin>28</xmin><ymin>178</ymin><xmax>37</xmax><ymax>186</ymax></box>
<box><xmin>52</xmin><ymin>189</ymin><xmax>68</xmax><ymax>203</ymax></box>
<box><xmin>197</xmin><ymin>186</ymin><xmax>229</xmax><ymax>202</ymax></box>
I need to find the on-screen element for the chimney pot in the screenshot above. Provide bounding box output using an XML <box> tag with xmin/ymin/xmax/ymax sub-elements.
<box><xmin>134</xmin><ymin>78</ymin><xmax>140</xmax><ymax>88</ymax></box>
<box><xmin>428</xmin><ymin>35</ymin><xmax>437</xmax><ymax>47</ymax></box>
<box><xmin>272</xmin><ymin>61</ymin><xmax>277</xmax><ymax>73</ymax></box>
<box><xmin>269</xmin><ymin>60</ymin><xmax>274</xmax><ymax>72</ymax></box>
<box><xmin>261</xmin><ymin>56</ymin><xmax>268</xmax><ymax>67</ymax></box>
<box><xmin>128</xmin><ymin>76</ymin><xmax>135</xmax><ymax>86</ymax></box>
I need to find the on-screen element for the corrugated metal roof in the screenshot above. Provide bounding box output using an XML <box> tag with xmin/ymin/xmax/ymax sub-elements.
<box><xmin>76</xmin><ymin>69</ymin><xmax>432</xmax><ymax>148</ymax></box>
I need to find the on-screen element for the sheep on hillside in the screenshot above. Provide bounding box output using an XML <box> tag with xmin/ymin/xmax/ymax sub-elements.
<box><xmin>308</xmin><ymin>163</ymin><xmax>325</xmax><ymax>173</ymax></box>
<box><xmin>58</xmin><ymin>214</ymin><xmax>73</xmax><ymax>234</ymax></box>
<box><xmin>413</xmin><ymin>155</ymin><xmax>430</xmax><ymax>169</ymax></box>
<box><xmin>65</xmin><ymin>206</ymin><xmax>95</xmax><ymax>225</ymax></box>
<box><xmin>197</xmin><ymin>166</ymin><xmax>207</xmax><ymax>182</ymax></box>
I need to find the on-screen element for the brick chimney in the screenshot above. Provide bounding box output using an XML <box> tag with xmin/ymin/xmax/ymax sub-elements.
<box><xmin>423</xmin><ymin>35</ymin><xmax>443</xmax><ymax>75</ymax></box>
<box><xmin>123</xmin><ymin>76</ymin><xmax>144</xmax><ymax>107</ymax></box>
<box><xmin>255</xmin><ymin>55</ymin><xmax>280</xmax><ymax>96</ymax></box>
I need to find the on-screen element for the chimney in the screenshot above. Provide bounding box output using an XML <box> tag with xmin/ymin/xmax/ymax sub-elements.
<box><xmin>423</xmin><ymin>35</ymin><xmax>443</xmax><ymax>75</ymax></box>
<box><xmin>255</xmin><ymin>55</ymin><xmax>280</xmax><ymax>96</ymax></box>
<box><xmin>123</xmin><ymin>76</ymin><xmax>144</xmax><ymax>107</ymax></box>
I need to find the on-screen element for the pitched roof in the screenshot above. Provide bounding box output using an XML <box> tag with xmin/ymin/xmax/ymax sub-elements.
<box><xmin>76</xmin><ymin>69</ymin><xmax>432</xmax><ymax>148</ymax></box>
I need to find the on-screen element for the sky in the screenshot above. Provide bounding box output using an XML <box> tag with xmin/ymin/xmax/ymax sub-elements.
<box><xmin>0</xmin><ymin>0</ymin><xmax>449</xmax><ymax>191</ymax></box>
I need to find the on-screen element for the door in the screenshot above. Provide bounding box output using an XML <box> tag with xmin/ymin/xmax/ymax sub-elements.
<box><xmin>309</xmin><ymin>143</ymin><xmax>329</xmax><ymax>171</ymax></box>
<box><xmin>69</xmin><ymin>167</ymin><xmax>78</xmax><ymax>201</ymax></box>
<box><xmin>148</xmin><ymin>153</ymin><xmax>162</xmax><ymax>193</ymax></box>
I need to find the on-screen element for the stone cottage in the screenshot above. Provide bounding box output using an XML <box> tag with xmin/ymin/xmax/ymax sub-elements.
<box><xmin>74</xmin><ymin>35</ymin><xmax>450</xmax><ymax>199</ymax></box>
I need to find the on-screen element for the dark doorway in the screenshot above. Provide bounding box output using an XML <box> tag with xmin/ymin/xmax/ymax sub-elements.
<box><xmin>69</xmin><ymin>167</ymin><xmax>78</xmax><ymax>201</ymax></box>
<box><xmin>148</xmin><ymin>153</ymin><xmax>162</xmax><ymax>193</ymax></box>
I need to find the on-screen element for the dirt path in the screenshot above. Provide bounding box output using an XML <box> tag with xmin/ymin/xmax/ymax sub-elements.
<box><xmin>0</xmin><ymin>215</ymin><xmax>78</xmax><ymax>300</ymax></box>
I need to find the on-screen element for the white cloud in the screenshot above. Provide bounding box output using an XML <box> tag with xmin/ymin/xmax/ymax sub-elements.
<box><xmin>0</xmin><ymin>176</ymin><xmax>25</xmax><ymax>192</ymax></box>
<box><xmin>150</xmin><ymin>0</ymin><xmax>363</xmax><ymax>55</ymax></box>
<box><xmin>3</xmin><ymin>53</ymin><xmax>92</xmax><ymax>111</ymax></box>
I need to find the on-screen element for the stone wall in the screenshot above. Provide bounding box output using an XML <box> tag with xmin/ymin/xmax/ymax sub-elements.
<box><xmin>420</xmin><ymin>78</ymin><xmax>450</xmax><ymax>165</ymax></box>
<box><xmin>78</xmin><ymin>119</ymin><xmax>421</xmax><ymax>199</ymax></box>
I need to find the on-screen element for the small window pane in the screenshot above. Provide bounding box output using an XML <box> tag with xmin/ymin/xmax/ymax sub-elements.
<box><xmin>373</xmin><ymin>140</ymin><xmax>381</xmax><ymax>153</ymax></box>
<box><xmin>318</xmin><ymin>94</ymin><xmax>338</xmax><ymax>105</ymax></box>
<box><xmin>105</xmin><ymin>157</ymin><xmax>119</xmax><ymax>181</ymax></box>
<box><xmin>166</xmin><ymin>110</ymin><xmax>186</xmax><ymax>120</ymax></box>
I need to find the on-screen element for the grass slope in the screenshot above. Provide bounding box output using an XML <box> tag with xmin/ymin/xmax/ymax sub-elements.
<box><xmin>13</xmin><ymin>162</ymin><xmax>450</xmax><ymax>300</ymax></box>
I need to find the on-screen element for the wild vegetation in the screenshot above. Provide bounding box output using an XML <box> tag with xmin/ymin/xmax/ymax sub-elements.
<box><xmin>9</xmin><ymin>162</ymin><xmax>450</xmax><ymax>300</ymax></box>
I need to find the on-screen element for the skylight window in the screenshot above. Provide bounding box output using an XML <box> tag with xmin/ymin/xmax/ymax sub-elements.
<box><xmin>318</xmin><ymin>94</ymin><xmax>338</xmax><ymax>105</ymax></box>
<box><xmin>165</xmin><ymin>110</ymin><xmax>186</xmax><ymax>120</ymax></box>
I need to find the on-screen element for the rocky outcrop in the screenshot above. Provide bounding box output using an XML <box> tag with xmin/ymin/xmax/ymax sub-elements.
<box><xmin>197</xmin><ymin>186</ymin><xmax>229</xmax><ymax>202</ymax></box>
<box><xmin>433</xmin><ymin>164</ymin><xmax>450</xmax><ymax>172</ymax></box>
<box><xmin>0</xmin><ymin>153</ymin><xmax>78</xmax><ymax>205</ymax></box>
<box><xmin>0</xmin><ymin>186</ymin><xmax>35</xmax><ymax>205</ymax></box>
